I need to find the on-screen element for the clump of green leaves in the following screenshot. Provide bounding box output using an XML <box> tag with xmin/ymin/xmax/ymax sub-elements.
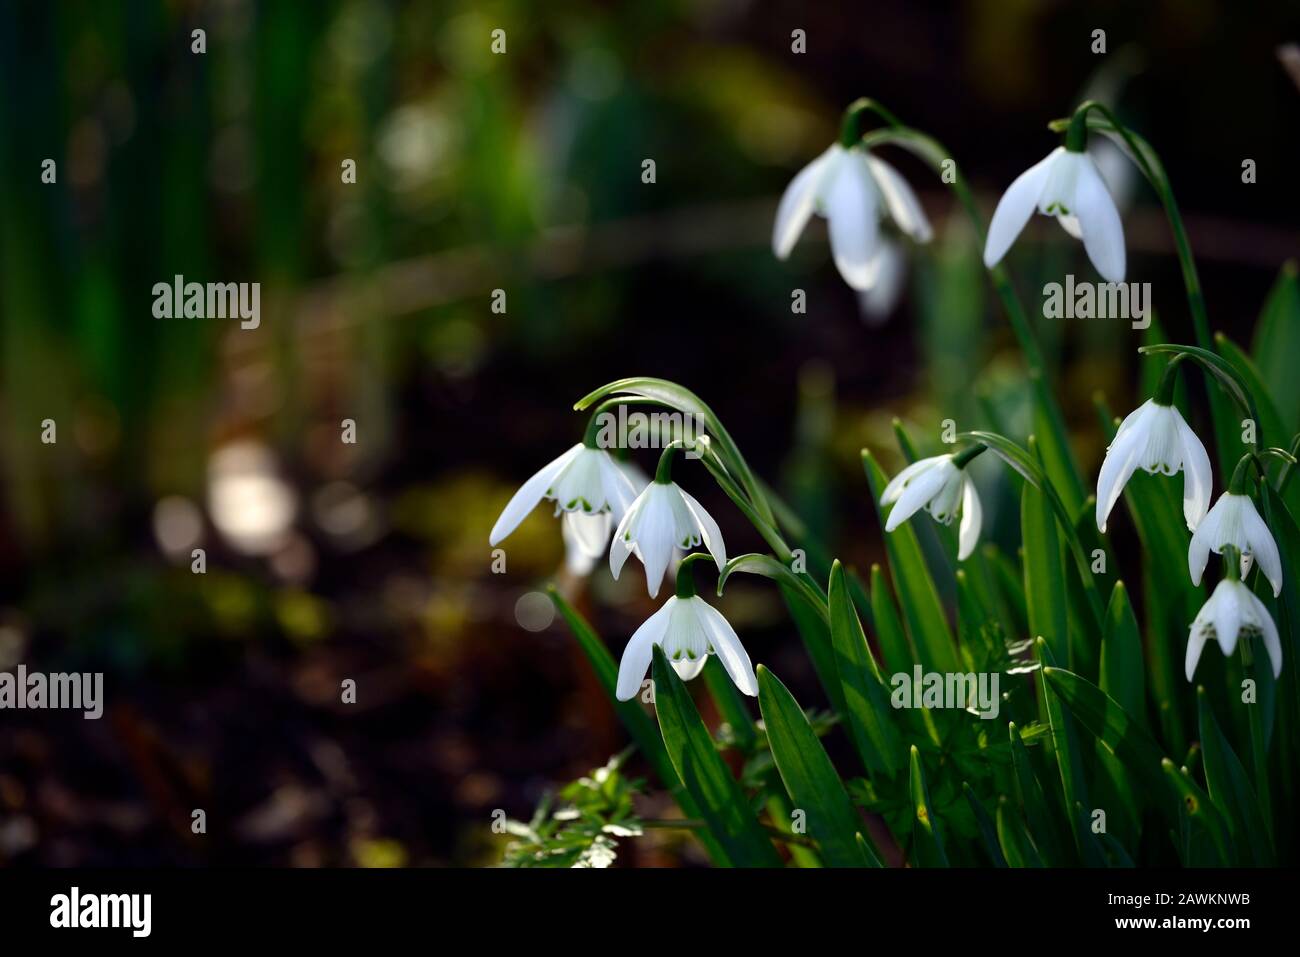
<box><xmin>502</xmin><ymin>750</ymin><xmax>646</xmax><ymax>868</ymax></box>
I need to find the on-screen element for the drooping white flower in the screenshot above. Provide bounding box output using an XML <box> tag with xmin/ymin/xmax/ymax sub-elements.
<box><xmin>1188</xmin><ymin>492</ymin><xmax>1282</xmax><ymax>597</ymax></box>
<box><xmin>1185</xmin><ymin>578</ymin><xmax>1283</xmax><ymax>681</ymax></box>
<box><xmin>615</xmin><ymin>594</ymin><xmax>757</xmax><ymax>699</ymax></box>
<box><xmin>773</xmin><ymin>143</ymin><xmax>932</xmax><ymax>291</ymax></box>
<box><xmin>1095</xmin><ymin>399</ymin><xmax>1212</xmax><ymax>534</ymax></box>
<box><xmin>489</xmin><ymin>444</ymin><xmax>638</xmax><ymax>547</ymax></box>
<box><xmin>610</xmin><ymin>481</ymin><xmax>725</xmax><ymax>598</ymax></box>
<box><xmin>880</xmin><ymin>454</ymin><xmax>983</xmax><ymax>560</ymax></box>
<box><xmin>561</xmin><ymin>460</ymin><xmax>650</xmax><ymax>575</ymax></box>
<box><xmin>984</xmin><ymin>145</ymin><xmax>1126</xmax><ymax>283</ymax></box>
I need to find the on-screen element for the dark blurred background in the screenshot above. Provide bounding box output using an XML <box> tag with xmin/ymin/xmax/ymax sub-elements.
<box><xmin>0</xmin><ymin>0</ymin><xmax>1297</xmax><ymax>866</ymax></box>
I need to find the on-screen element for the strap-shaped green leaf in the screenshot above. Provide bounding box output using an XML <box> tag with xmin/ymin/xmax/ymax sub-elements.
<box><xmin>908</xmin><ymin>746</ymin><xmax>948</xmax><ymax>866</ymax></box>
<box><xmin>828</xmin><ymin>560</ymin><xmax>904</xmax><ymax>778</ymax></box>
<box><xmin>1197</xmin><ymin>687</ymin><xmax>1273</xmax><ymax>865</ymax></box>
<box><xmin>651</xmin><ymin>647</ymin><xmax>782</xmax><ymax>867</ymax></box>
<box><xmin>756</xmin><ymin>665</ymin><xmax>880</xmax><ymax>867</ymax></box>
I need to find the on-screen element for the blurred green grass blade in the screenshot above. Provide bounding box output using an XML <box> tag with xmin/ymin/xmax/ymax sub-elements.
<box><xmin>1249</xmin><ymin>260</ymin><xmax>1300</xmax><ymax>435</ymax></box>
<box><xmin>780</xmin><ymin>583</ymin><xmax>847</xmax><ymax>716</ymax></box>
<box><xmin>996</xmin><ymin>796</ymin><xmax>1043</xmax><ymax>867</ymax></box>
<box><xmin>1021</xmin><ymin>479</ymin><xmax>1069</xmax><ymax>666</ymax></box>
<box><xmin>987</xmin><ymin>544</ymin><xmax>1029</xmax><ymax>639</ymax></box>
<box><xmin>963</xmin><ymin>783</ymin><xmax>1008</xmax><ymax>867</ymax></box>
<box><xmin>549</xmin><ymin>588</ymin><xmax>731</xmax><ymax>865</ymax></box>
<box><xmin>1163</xmin><ymin>759</ymin><xmax>1233</xmax><ymax>866</ymax></box>
<box><xmin>828</xmin><ymin>561</ymin><xmax>905</xmax><ymax>778</ymax></box>
<box><xmin>1100</xmin><ymin>581</ymin><xmax>1145</xmax><ymax>718</ymax></box>
<box><xmin>756</xmin><ymin>665</ymin><xmax>879</xmax><ymax>867</ymax></box>
<box><xmin>908</xmin><ymin>746</ymin><xmax>948</xmax><ymax>866</ymax></box>
<box><xmin>863</xmin><ymin>450</ymin><xmax>960</xmax><ymax>674</ymax></box>
<box><xmin>1008</xmin><ymin>721</ymin><xmax>1068</xmax><ymax>865</ymax></box>
<box><xmin>765</xmin><ymin>794</ymin><xmax>823</xmax><ymax>868</ymax></box>
<box><xmin>1196</xmin><ymin>687</ymin><xmax>1272</xmax><ymax>865</ymax></box>
<box><xmin>1043</xmin><ymin>667</ymin><xmax>1170</xmax><ymax>798</ymax></box>
<box><xmin>651</xmin><ymin>647</ymin><xmax>782</xmax><ymax>867</ymax></box>
<box><xmin>870</xmin><ymin>564</ymin><xmax>915</xmax><ymax>676</ymax></box>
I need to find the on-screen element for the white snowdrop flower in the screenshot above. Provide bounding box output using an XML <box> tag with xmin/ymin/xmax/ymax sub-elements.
<box><xmin>880</xmin><ymin>450</ymin><xmax>984</xmax><ymax>561</ymax></box>
<box><xmin>773</xmin><ymin>142</ymin><xmax>932</xmax><ymax>291</ymax></box>
<box><xmin>1095</xmin><ymin>398</ymin><xmax>1212</xmax><ymax>534</ymax></box>
<box><xmin>561</xmin><ymin>460</ymin><xmax>650</xmax><ymax>576</ymax></box>
<box><xmin>1189</xmin><ymin>491</ymin><xmax>1282</xmax><ymax>597</ymax></box>
<box><xmin>984</xmin><ymin>145</ymin><xmax>1126</xmax><ymax>282</ymax></box>
<box><xmin>610</xmin><ymin>475</ymin><xmax>726</xmax><ymax>599</ymax></box>
<box><xmin>1186</xmin><ymin>577</ymin><xmax>1283</xmax><ymax>681</ymax></box>
<box><xmin>615</xmin><ymin>576</ymin><xmax>757</xmax><ymax>700</ymax></box>
<box><xmin>489</xmin><ymin>443</ymin><xmax>638</xmax><ymax>547</ymax></box>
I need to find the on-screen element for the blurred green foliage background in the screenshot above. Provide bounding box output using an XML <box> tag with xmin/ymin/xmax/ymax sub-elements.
<box><xmin>0</xmin><ymin>0</ymin><xmax>1297</xmax><ymax>865</ymax></box>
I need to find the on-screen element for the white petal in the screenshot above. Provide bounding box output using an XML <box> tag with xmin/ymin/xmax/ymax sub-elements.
<box><xmin>1095</xmin><ymin>405</ymin><xmax>1149</xmax><ymax>533</ymax></box>
<box><xmin>563</xmin><ymin>511</ymin><xmax>611</xmax><ymax>574</ymax></box>
<box><xmin>1187</xmin><ymin>521</ymin><xmax>1214</xmax><ymax>587</ymax></box>
<box><xmin>772</xmin><ymin>147</ymin><xmax>833</xmax><ymax>259</ymax></box>
<box><xmin>958</xmin><ymin>475</ymin><xmax>982</xmax><ymax>561</ymax></box>
<box><xmin>1247</xmin><ymin>591</ymin><xmax>1284</xmax><ymax>677</ymax></box>
<box><xmin>597</xmin><ymin>452</ymin><xmax>639</xmax><ymax>521</ymax></box>
<box><xmin>615</xmin><ymin>599</ymin><xmax>677</xmax><ymax>700</ymax></box>
<box><xmin>824</xmin><ymin>151</ymin><xmax>882</xmax><ymax>289</ymax></box>
<box><xmin>1174</xmin><ymin>410</ymin><xmax>1212</xmax><ymax>530</ymax></box>
<box><xmin>609</xmin><ymin>495</ymin><xmax>642</xmax><ymax>580</ymax></box>
<box><xmin>635</xmin><ymin>487</ymin><xmax>678</xmax><ymax>598</ymax></box>
<box><xmin>1070</xmin><ymin>154</ymin><xmax>1126</xmax><ymax>283</ymax></box>
<box><xmin>671</xmin><ymin>656</ymin><xmax>708</xmax><ymax>681</ymax></box>
<box><xmin>1210</xmin><ymin>582</ymin><xmax>1243</xmax><ymax>657</ymax></box>
<box><xmin>677</xmin><ymin>486</ymin><xmax>727</xmax><ymax>571</ymax></box>
<box><xmin>866</xmin><ymin>156</ymin><xmax>932</xmax><ymax>242</ymax></box>
<box><xmin>489</xmin><ymin>444</ymin><xmax>584</xmax><ymax>546</ymax></box>
<box><xmin>1241</xmin><ymin>499</ymin><xmax>1283</xmax><ymax>597</ymax></box>
<box><xmin>1185</xmin><ymin>627</ymin><xmax>1208</xmax><ymax>682</ymax></box>
<box><xmin>983</xmin><ymin>148</ymin><xmax>1056</xmax><ymax>268</ymax></box>
<box><xmin>885</xmin><ymin>459</ymin><xmax>953</xmax><ymax>532</ymax></box>
<box><xmin>857</xmin><ymin>239</ymin><xmax>907</xmax><ymax>322</ymax></box>
<box><xmin>880</xmin><ymin>456</ymin><xmax>939</xmax><ymax>506</ymax></box>
<box><xmin>695</xmin><ymin>599</ymin><xmax>758</xmax><ymax>696</ymax></box>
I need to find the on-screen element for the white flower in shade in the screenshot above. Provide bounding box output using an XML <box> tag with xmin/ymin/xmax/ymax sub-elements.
<box><xmin>983</xmin><ymin>145</ymin><xmax>1126</xmax><ymax>282</ymax></box>
<box><xmin>880</xmin><ymin>454</ymin><xmax>983</xmax><ymax>560</ymax></box>
<box><xmin>615</xmin><ymin>595</ymin><xmax>758</xmax><ymax>699</ymax></box>
<box><xmin>610</xmin><ymin>481</ymin><xmax>726</xmax><ymax>598</ymax></box>
<box><xmin>1188</xmin><ymin>492</ymin><xmax>1282</xmax><ymax>597</ymax></box>
<box><xmin>1095</xmin><ymin>399</ymin><xmax>1212</xmax><ymax>534</ymax></box>
<box><xmin>1186</xmin><ymin>578</ymin><xmax>1283</xmax><ymax>681</ymax></box>
<box><xmin>489</xmin><ymin>444</ymin><xmax>638</xmax><ymax>547</ymax></box>
<box><xmin>561</xmin><ymin>461</ymin><xmax>650</xmax><ymax>576</ymax></box>
<box><xmin>773</xmin><ymin>143</ymin><xmax>932</xmax><ymax>291</ymax></box>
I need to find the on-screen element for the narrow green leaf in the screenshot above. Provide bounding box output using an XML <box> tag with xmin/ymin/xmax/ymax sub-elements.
<box><xmin>963</xmin><ymin>783</ymin><xmax>1008</xmax><ymax>867</ymax></box>
<box><xmin>1043</xmin><ymin>667</ymin><xmax>1169</xmax><ymax>797</ymax></box>
<box><xmin>757</xmin><ymin>665</ymin><xmax>878</xmax><ymax>867</ymax></box>
<box><xmin>996</xmin><ymin>796</ymin><xmax>1043</xmax><ymax>867</ymax></box>
<box><xmin>1249</xmin><ymin>260</ymin><xmax>1300</xmax><ymax>434</ymax></box>
<box><xmin>1197</xmin><ymin>687</ymin><xmax>1272</xmax><ymax>865</ymax></box>
<box><xmin>870</xmin><ymin>564</ymin><xmax>915</xmax><ymax>676</ymax></box>
<box><xmin>1162</xmin><ymin>759</ymin><xmax>1232</xmax><ymax>866</ymax></box>
<box><xmin>908</xmin><ymin>746</ymin><xmax>948</xmax><ymax>866</ymax></box>
<box><xmin>651</xmin><ymin>647</ymin><xmax>782</xmax><ymax>866</ymax></box>
<box><xmin>1008</xmin><ymin>721</ymin><xmax>1068</xmax><ymax>865</ymax></box>
<box><xmin>828</xmin><ymin>561</ymin><xmax>905</xmax><ymax>778</ymax></box>
<box><xmin>1021</xmin><ymin>480</ymin><xmax>1069</xmax><ymax>665</ymax></box>
<box><xmin>1100</xmin><ymin>581</ymin><xmax>1144</xmax><ymax>718</ymax></box>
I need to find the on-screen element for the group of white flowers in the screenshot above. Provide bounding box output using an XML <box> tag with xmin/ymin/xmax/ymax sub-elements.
<box><xmin>490</xmin><ymin>102</ymin><xmax>1284</xmax><ymax>707</ymax></box>
<box><xmin>489</xmin><ymin>441</ymin><xmax>758</xmax><ymax>699</ymax></box>
<box><xmin>777</xmin><ymin>113</ymin><xmax>1283</xmax><ymax>683</ymax></box>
